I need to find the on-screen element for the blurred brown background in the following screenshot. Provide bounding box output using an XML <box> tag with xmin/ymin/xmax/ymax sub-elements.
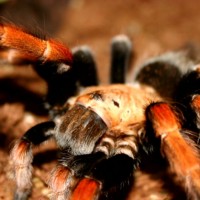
<box><xmin>0</xmin><ymin>0</ymin><xmax>200</xmax><ymax>199</ymax></box>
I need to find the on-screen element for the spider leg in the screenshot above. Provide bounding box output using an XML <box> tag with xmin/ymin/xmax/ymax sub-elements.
<box><xmin>35</xmin><ymin>46</ymin><xmax>99</xmax><ymax>116</ymax></box>
<box><xmin>110</xmin><ymin>35</ymin><xmax>132</xmax><ymax>83</ymax></box>
<box><xmin>50</xmin><ymin>152</ymin><xmax>136</xmax><ymax>200</ymax></box>
<box><xmin>10</xmin><ymin>121</ymin><xmax>55</xmax><ymax>200</ymax></box>
<box><xmin>49</xmin><ymin>152</ymin><xmax>106</xmax><ymax>200</ymax></box>
<box><xmin>72</xmin><ymin>46</ymin><xmax>99</xmax><ymax>87</ymax></box>
<box><xmin>173</xmin><ymin>65</ymin><xmax>200</xmax><ymax>139</ymax></box>
<box><xmin>146</xmin><ymin>102</ymin><xmax>200</xmax><ymax>200</ymax></box>
<box><xmin>34</xmin><ymin>61</ymin><xmax>78</xmax><ymax>113</ymax></box>
<box><xmin>71</xmin><ymin>153</ymin><xmax>136</xmax><ymax>200</ymax></box>
<box><xmin>0</xmin><ymin>24</ymin><xmax>72</xmax><ymax>65</ymax></box>
<box><xmin>135</xmin><ymin>46</ymin><xmax>200</xmax><ymax>98</ymax></box>
<box><xmin>0</xmin><ymin>24</ymin><xmax>75</xmax><ymax>115</ymax></box>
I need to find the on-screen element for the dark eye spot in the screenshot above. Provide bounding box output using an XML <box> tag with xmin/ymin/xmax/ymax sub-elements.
<box><xmin>112</xmin><ymin>100</ymin><xmax>119</xmax><ymax>107</ymax></box>
<box><xmin>90</xmin><ymin>91</ymin><xmax>103</xmax><ymax>101</ymax></box>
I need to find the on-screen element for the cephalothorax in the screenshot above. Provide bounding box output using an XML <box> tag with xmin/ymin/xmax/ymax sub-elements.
<box><xmin>0</xmin><ymin>24</ymin><xmax>199</xmax><ymax>199</ymax></box>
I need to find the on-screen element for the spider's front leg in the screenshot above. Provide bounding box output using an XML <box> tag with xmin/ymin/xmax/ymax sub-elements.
<box><xmin>10</xmin><ymin>121</ymin><xmax>55</xmax><ymax>200</ymax></box>
<box><xmin>0</xmin><ymin>24</ymin><xmax>72</xmax><ymax>65</ymax></box>
<box><xmin>49</xmin><ymin>152</ymin><xmax>136</xmax><ymax>200</ymax></box>
<box><xmin>70</xmin><ymin>153</ymin><xmax>136</xmax><ymax>200</ymax></box>
<box><xmin>146</xmin><ymin>102</ymin><xmax>200</xmax><ymax>200</ymax></box>
<box><xmin>0</xmin><ymin>24</ymin><xmax>75</xmax><ymax>113</ymax></box>
<box><xmin>35</xmin><ymin>45</ymin><xmax>99</xmax><ymax>115</ymax></box>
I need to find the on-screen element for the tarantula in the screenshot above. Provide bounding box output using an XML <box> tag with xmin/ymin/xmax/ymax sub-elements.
<box><xmin>0</xmin><ymin>24</ymin><xmax>199</xmax><ymax>200</ymax></box>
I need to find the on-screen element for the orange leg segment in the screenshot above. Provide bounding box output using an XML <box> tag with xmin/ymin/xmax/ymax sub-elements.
<box><xmin>49</xmin><ymin>165</ymin><xmax>74</xmax><ymax>200</ymax></box>
<box><xmin>49</xmin><ymin>168</ymin><xmax>101</xmax><ymax>200</ymax></box>
<box><xmin>147</xmin><ymin>103</ymin><xmax>200</xmax><ymax>199</ymax></box>
<box><xmin>10</xmin><ymin>139</ymin><xmax>33</xmax><ymax>200</ymax></box>
<box><xmin>0</xmin><ymin>24</ymin><xmax>72</xmax><ymax>65</ymax></box>
<box><xmin>70</xmin><ymin>178</ymin><xmax>101</xmax><ymax>200</ymax></box>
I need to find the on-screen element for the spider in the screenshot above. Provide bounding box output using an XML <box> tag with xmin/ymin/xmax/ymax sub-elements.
<box><xmin>0</xmin><ymin>24</ymin><xmax>199</xmax><ymax>200</ymax></box>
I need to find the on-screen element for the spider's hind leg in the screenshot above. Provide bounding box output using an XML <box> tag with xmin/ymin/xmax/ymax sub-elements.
<box><xmin>134</xmin><ymin>46</ymin><xmax>200</xmax><ymax>99</ymax></box>
<box><xmin>146</xmin><ymin>102</ymin><xmax>200</xmax><ymax>200</ymax></box>
<box><xmin>110</xmin><ymin>35</ymin><xmax>133</xmax><ymax>84</ymax></box>
<box><xmin>174</xmin><ymin>65</ymin><xmax>200</xmax><ymax>140</ymax></box>
<box><xmin>72</xmin><ymin>46</ymin><xmax>99</xmax><ymax>88</ymax></box>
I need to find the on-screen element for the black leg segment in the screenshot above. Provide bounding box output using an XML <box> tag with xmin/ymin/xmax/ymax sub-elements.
<box><xmin>22</xmin><ymin>120</ymin><xmax>55</xmax><ymax>145</ymax></box>
<box><xmin>72</xmin><ymin>46</ymin><xmax>99</xmax><ymax>87</ymax></box>
<box><xmin>110</xmin><ymin>35</ymin><xmax>132</xmax><ymax>84</ymax></box>
<box><xmin>59</xmin><ymin>153</ymin><xmax>136</xmax><ymax>200</ymax></box>
<box><xmin>91</xmin><ymin>154</ymin><xmax>136</xmax><ymax>200</ymax></box>
<box><xmin>34</xmin><ymin>61</ymin><xmax>78</xmax><ymax>108</ymax></box>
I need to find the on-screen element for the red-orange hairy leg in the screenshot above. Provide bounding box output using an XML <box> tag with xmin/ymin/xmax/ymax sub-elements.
<box><xmin>147</xmin><ymin>103</ymin><xmax>181</xmax><ymax>135</ymax></box>
<box><xmin>49</xmin><ymin>165</ymin><xmax>75</xmax><ymax>200</ymax></box>
<box><xmin>0</xmin><ymin>24</ymin><xmax>72</xmax><ymax>65</ymax></box>
<box><xmin>147</xmin><ymin>103</ymin><xmax>200</xmax><ymax>199</ymax></box>
<box><xmin>10</xmin><ymin>139</ymin><xmax>33</xmax><ymax>199</ymax></box>
<box><xmin>70</xmin><ymin>178</ymin><xmax>101</xmax><ymax>200</ymax></box>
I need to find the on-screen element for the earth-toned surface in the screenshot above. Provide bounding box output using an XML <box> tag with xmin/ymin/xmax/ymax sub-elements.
<box><xmin>0</xmin><ymin>0</ymin><xmax>200</xmax><ymax>199</ymax></box>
